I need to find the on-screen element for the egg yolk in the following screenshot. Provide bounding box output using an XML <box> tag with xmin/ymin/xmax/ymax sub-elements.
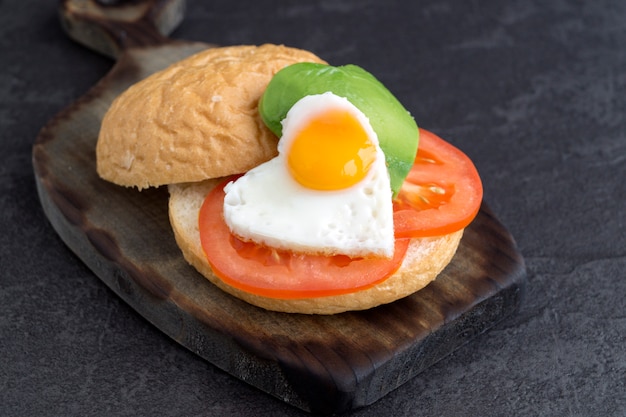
<box><xmin>287</xmin><ymin>109</ymin><xmax>377</xmax><ymax>190</ymax></box>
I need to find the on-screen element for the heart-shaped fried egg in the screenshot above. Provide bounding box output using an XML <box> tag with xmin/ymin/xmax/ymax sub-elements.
<box><xmin>222</xmin><ymin>92</ymin><xmax>394</xmax><ymax>258</ymax></box>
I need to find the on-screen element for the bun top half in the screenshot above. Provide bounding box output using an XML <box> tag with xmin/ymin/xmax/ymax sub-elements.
<box><xmin>96</xmin><ymin>44</ymin><xmax>326</xmax><ymax>189</ymax></box>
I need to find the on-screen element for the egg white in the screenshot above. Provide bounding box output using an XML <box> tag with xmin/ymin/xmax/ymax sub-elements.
<box><xmin>222</xmin><ymin>92</ymin><xmax>394</xmax><ymax>258</ymax></box>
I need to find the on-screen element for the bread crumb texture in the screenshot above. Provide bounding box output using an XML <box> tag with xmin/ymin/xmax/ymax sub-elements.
<box><xmin>97</xmin><ymin>44</ymin><xmax>326</xmax><ymax>189</ymax></box>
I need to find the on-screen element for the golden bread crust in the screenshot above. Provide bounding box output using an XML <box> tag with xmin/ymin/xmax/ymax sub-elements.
<box><xmin>167</xmin><ymin>180</ymin><xmax>463</xmax><ymax>315</ymax></box>
<box><xmin>97</xmin><ymin>44</ymin><xmax>326</xmax><ymax>189</ymax></box>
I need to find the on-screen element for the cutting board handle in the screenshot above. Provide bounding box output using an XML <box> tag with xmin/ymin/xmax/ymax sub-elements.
<box><xmin>59</xmin><ymin>0</ymin><xmax>186</xmax><ymax>59</ymax></box>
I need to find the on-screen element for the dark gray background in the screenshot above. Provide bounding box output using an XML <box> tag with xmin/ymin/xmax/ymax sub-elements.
<box><xmin>2</xmin><ymin>0</ymin><xmax>625</xmax><ymax>416</ymax></box>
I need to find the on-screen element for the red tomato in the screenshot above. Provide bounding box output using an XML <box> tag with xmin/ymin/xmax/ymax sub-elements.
<box><xmin>198</xmin><ymin>180</ymin><xmax>411</xmax><ymax>299</ymax></box>
<box><xmin>393</xmin><ymin>128</ymin><xmax>483</xmax><ymax>238</ymax></box>
<box><xmin>198</xmin><ymin>128</ymin><xmax>482</xmax><ymax>299</ymax></box>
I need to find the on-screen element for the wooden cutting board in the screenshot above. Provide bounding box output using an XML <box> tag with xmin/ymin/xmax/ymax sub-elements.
<box><xmin>32</xmin><ymin>0</ymin><xmax>527</xmax><ymax>414</ymax></box>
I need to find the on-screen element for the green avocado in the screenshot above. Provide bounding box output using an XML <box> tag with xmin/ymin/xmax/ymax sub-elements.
<box><xmin>258</xmin><ymin>62</ymin><xmax>419</xmax><ymax>196</ymax></box>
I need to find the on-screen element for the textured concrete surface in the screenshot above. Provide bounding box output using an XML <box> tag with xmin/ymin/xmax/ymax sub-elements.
<box><xmin>2</xmin><ymin>0</ymin><xmax>625</xmax><ymax>416</ymax></box>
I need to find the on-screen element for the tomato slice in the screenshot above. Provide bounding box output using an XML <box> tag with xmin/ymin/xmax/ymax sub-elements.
<box><xmin>199</xmin><ymin>180</ymin><xmax>411</xmax><ymax>299</ymax></box>
<box><xmin>198</xmin><ymin>128</ymin><xmax>482</xmax><ymax>299</ymax></box>
<box><xmin>393</xmin><ymin>128</ymin><xmax>483</xmax><ymax>238</ymax></box>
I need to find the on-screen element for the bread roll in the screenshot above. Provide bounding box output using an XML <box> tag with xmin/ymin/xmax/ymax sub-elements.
<box><xmin>97</xmin><ymin>44</ymin><xmax>326</xmax><ymax>189</ymax></box>
<box><xmin>168</xmin><ymin>180</ymin><xmax>463</xmax><ymax>314</ymax></box>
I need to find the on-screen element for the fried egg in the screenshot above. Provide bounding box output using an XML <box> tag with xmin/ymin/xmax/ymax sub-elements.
<box><xmin>222</xmin><ymin>92</ymin><xmax>394</xmax><ymax>258</ymax></box>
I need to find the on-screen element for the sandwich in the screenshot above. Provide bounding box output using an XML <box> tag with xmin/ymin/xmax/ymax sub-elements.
<box><xmin>96</xmin><ymin>44</ymin><xmax>483</xmax><ymax>314</ymax></box>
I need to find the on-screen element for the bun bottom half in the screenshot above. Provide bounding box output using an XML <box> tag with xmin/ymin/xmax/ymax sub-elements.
<box><xmin>168</xmin><ymin>180</ymin><xmax>463</xmax><ymax>314</ymax></box>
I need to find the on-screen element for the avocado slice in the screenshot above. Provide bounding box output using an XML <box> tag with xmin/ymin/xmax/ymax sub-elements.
<box><xmin>259</xmin><ymin>62</ymin><xmax>419</xmax><ymax>196</ymax></box>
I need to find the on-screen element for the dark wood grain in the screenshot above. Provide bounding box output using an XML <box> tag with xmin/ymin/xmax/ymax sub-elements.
<box><xmin>32</xmin><ymin>0</ymin><xmax>526</xmax><ymax>414</ymax></box>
